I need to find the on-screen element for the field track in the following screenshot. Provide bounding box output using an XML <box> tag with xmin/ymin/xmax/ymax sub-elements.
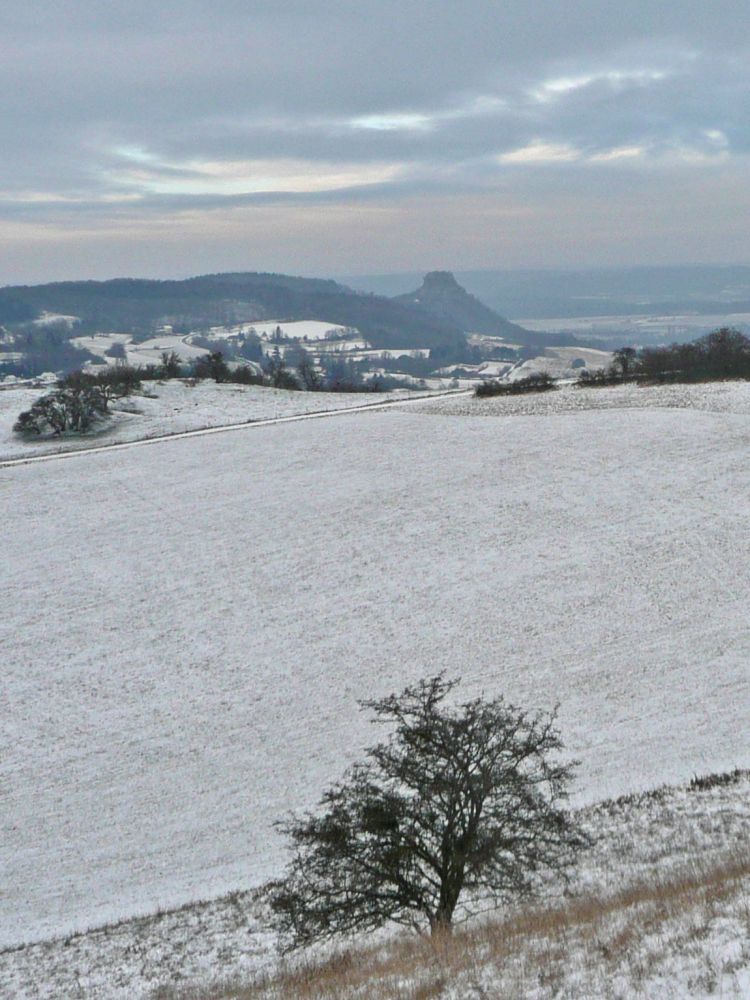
<box><xmin>0</xmin><ymin>388</ymin><xmax>471</xmax><ymax>469</ymax></box>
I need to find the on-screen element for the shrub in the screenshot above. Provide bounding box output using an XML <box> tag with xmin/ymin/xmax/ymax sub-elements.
<box><xmin>13</xmin><ymin>386</ymin><xmax>110</xmax><ymax>436</ymax></box>
<box><xmin>270</xmin><ymin>368</ymin><xmax>301</xmax><ymax>390</ymax></box>
<box><xmin>688</xmin><ymin>769</ymin><xmax>747</xmax><ymax>792</ymax></box>
<box><xmin>192</xmin><ymin>351</ymin><xmax>230</xmax><ymax>382</ymax></box>
<box><xmin>159</xmin><ymin>351</ymin><xmax>182</xmax><ymax>378</ymax></box>
<box><xmin>59</xmin><ymin>365</ymin><xmax>143</xmax><ymax>398</ymax></box>
<box><xmin>475</xmin><ymin>372</ymin><xmax>556</xmax><ymax>397</ymax></box>
<box><xmin>639</xmin><ymin>328</ymin><xmax>750</xmax><ymax>383</ymax></box>
<box><xmin>575</xmin><ymin>367</ymin><xmax>629</xmax><ymax>388</ymax></box>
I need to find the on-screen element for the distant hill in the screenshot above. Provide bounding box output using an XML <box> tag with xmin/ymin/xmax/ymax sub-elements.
<box><xmin>344</xmin><ymin>265</ymin><xmax>750</xmax><ymax>321</ymax></box>
<box><xmin>0</xmin><ymin>272</ymin><xmax>467</xmax><ymax>356</ymax></box>
<box><xmin>394</xmin><ymin>271</ymin><xmax>545</xmax><ymax>345</ymax></box>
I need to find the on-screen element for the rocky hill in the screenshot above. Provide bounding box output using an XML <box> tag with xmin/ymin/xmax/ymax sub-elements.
<box><xmin>395</xmin><ymin>271</ymin><xmax>534</xmax><ymax>342</ymax></box>
<box><xmin>0</xmin><ymin>272</ymin><xmax>467</xmax><ymax>356</ymax></box>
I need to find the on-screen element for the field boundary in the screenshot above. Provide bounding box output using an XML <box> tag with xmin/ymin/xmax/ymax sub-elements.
<box><xmin>0</xmin><ymin>388</ymin><xmax>471</xmax><ymax>470</ymax></box>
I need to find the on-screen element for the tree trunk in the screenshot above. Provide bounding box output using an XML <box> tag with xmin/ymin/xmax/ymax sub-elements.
<box><xmin>430</xmin><ymin>909</ymin><xmax>454</xmax><ymax>936</ymax></box>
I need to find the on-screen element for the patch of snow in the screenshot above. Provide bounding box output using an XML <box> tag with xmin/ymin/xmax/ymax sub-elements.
<box><xmin>31</xmin><ymin>312</ymin><xmax>78</xmax><ymax>328</ymax></box>
<box><xmin>214</xmin><ymin>320</ymin><xmax>354</xmax><ymax>341</ymax></box>
<box><xmin>71</xmin><ymin>334</ymin><xmax>132</xmax><ymax>360</ymax></box>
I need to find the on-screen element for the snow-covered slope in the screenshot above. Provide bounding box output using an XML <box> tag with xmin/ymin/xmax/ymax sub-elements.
<box><xmin>0</xmin><ymin>380</ymin><xmax>403</xmax><ymax>461</ymax></box>
<box><xmin>405</xmin><ymin>377</ymin><xmax>750</xmax><ymax>418</ymax></box>
<box><xmin>3</xmin><ymin>774</ymin><xmax>749</xmax><ymax>999</ymax></box>
<box><xmin>2</xmin><ymin>383</ymin><xmax>749</xmax><ymax>954</ymax></box>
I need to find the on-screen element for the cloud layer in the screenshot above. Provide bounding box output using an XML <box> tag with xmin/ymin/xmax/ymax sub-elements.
<box><xmin>2</xmin><ymin>1</ymin><xmax>749</xmax><ymax>280</ymax></box>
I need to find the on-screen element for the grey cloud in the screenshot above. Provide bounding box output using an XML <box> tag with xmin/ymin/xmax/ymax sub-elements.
<box><xmin>1</xmin><ymin>1</ymin><xmax>749</xmax><ymax>279</ymax></box>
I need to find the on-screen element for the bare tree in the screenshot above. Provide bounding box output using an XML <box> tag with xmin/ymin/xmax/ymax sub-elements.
<box><xmin>612</xmin><ymin>347</ymin><xmax>638</xmax><ymax>377</ymax></box>
<box><xmin>159</xmin><ymin>351</ymin><xmax>182</xmax><ymax>378</ymax></box>
<box><xmin>264</xmin><ymin>345</ymin><xmax>300</xmax><ymax>389</ymax></box>
<box><xmin>14</xmin><ymin>386</ymin><xmax>109</xmax><ymax>435</ymax></box>
<box><xmin>295</xmin><ymin>348</ymin><xmax>322</xmax><ymax>390</ymax></box>
<box><xmin>266</xmin><ymin>675</ymin><xmax>588</xmax><ymax>949</ymax></box>
<box><xmin>193</xmin><ymin>351</ymin><xmax>230</xmax><ymax>382</ymax></box>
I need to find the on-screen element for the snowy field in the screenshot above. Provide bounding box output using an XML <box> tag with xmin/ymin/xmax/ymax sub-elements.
<box><xmin>2</xmin><ymin>383</ymin><xmax>749</xmax><ymax>963</ymax></box>
<box><xmin>70</xmin><ymin>333</ymin><xmax>131</xmax><ymax>357</ymax></box>
<box><xmin>71</xmin><ymin>323</ymin><xmax>357</xmax><ymax>363</ymax></box>
<box><xmin>508</xmin><ymin>346</ymin><xmax>613</xmax><ymax>379</ymax></box>
<box><xmin>0</xmin><ymin>380</ymin><xmax>405</xmax><ymax>461</ymax></box>
<box><xmin>3</xmin><ymin>774</ymin><xmax>748</xmax><ymax>999</ymax></box>
<box><xmin>70</xmin><ymin>333</ymin><xmax>209</xmax><ymax>366</ymax></box>
<box><xmin>405</xmin><ymin>377</ymin><xmax>750</xmax><ymax>418</ymax></box>
<box><xmin>125</xmin><ymin>336</ymin><xmax>208</xmax><ymax>366</ymax></box>
<box><xmin>226</xmin><ymin>320</ymin><xmax>351</xmax><ymax>341</ymax></box>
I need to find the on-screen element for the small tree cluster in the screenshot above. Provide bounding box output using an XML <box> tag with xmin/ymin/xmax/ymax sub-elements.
<box><xmin>639</xmin><ymin>327</ymin><xmax>750</xmax><ymax>382</ymax></box>
<box><xmin>266</xmin><ymin>675</ymin><xmax>587</xmax><ymax>950</ymax></box>
<box><xmin>1</xmin><ymin>322</ymin><xmax>99</xmax><ymax>377</ymax></box>
<box><xmin>318</xmin><ymin>354</ymin><xmax>365</xmax><ymax>392</ymax></box>
<box><xmin>575</xmin><ymin>368</ymin><xmax>630</xmax><ymax>388</ymax></box>
<box><xmin>59</xmin><ymin>365</ymin><xmax>143</xmax><ymax>400</ymax></box>
<box><xmin>190</xmin><ymin>331</ymin><xmax>263</xmax><ymax>364</ymax></box>
<box><xmin>14</xmin><ymin>386</ymin><xmax>109</xmax><ymax>436</ymax></box>
<box><xmin>263</xmin><ymin>347</ymin><xmax>301</xmax><ymax>389</ymax></box>
<box><xmin>104</xmin><ymin>341</ymin><xmax>127</xmax><ymax>360</ymax></box>
<box><xmin>192</xmin><ymin>351</ymin><xmax>231</xmax><ymax>382</ymax></box>
<box><xmin>191</xmin><ymin>350</ymin><xmax>264</xmax><ymax>386</ymax></box>
<box><xmin>575</xmin><ymin>347</ymin><xmax>640</xmax><ymax>388</ymax></box>
<box><xmin>576</xmin><ymin>330</ymin><xmax>750</xmax><ymax>388</ymax></box>
<box><xmin>296</xmin><ymin>353</ymin><xmax>323</xmax><ymax>390</ymax></box>
<box><xmin>475</xmin><ymin>372</ymin><xmax>555</xmax><ymax>397</ymax></box>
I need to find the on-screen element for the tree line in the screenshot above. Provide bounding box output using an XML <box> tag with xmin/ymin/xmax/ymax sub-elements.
<box><xmin>473</xmin><ymin>328</ymin><xmax>750</xmax><ymax>398</ymax></box>
<box><xmin>579</xmin><ymin>328</ymin><xmax>750</xmax><ymax>386</ymax></box>
<box><xmin>475</xmin><ymin>372</ymin><xmax>556</xmax><ymax>397</ymax></box>
<box><xmin>12</xmin><ymin>347</ymin><xmax>395</xmax><ymax>437</ymax></box>
<box><xmin>0</xmin><ymin>271</ymin><xmax>467</xmax><ymax>354</ymax></box>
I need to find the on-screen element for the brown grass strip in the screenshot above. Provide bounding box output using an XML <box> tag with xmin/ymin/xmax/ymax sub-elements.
<box><xmin>164</xmin><ymin>852</ymin><xmax>750</xmax><ymax>1000</ymax></box>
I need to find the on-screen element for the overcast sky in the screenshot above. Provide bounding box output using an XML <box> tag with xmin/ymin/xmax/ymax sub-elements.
<box><xmin>2</xmin><ymin>1</ymin><xmax>750</xmax><ymax>283</ymax></box>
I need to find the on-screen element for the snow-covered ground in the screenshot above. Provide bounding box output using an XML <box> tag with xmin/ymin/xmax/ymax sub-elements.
<box><xmin>2</xmin><ymin>774</ymin><xmax>748</xmax><ymax>999</ymax></box>
<box><xmin>70</xmin><ymin>323</ymin><xmax>360</xmax><ymax>366</ymax></box>
<box><xmin>225</xmin><ymin>320</ymin><xmax>351</xmax><ymax>341</ymax></box>
<box><xmin>124</xmin><ymin>336</ymin><xmax>208</xmax><ymax>366</ymax></box>
<box><xmin>508</xmin><ymin>345</ymin><xmax>613</xmax><ymax>379</ymax></box>
<box><xmin>0</xmin><ymin>380</ymin><xmax>405</xmax><ymax>461</ymax></box>
<box><xmin>2</xmin><ymin>381</ymin><xmax>749</xmax><ymax>976</ymax></box>
<box><xmin>70</xmin><ymin>333</ymin><xmax>132</xmax><ymax>357</ymax></box>
<box><xmin>405</xmin><ymin>377</ymin><xmax>750</xmax><ymax>417</ymax></box>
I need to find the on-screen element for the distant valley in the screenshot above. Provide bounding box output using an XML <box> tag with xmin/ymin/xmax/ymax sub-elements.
<box><xmin>344</xmin><ymin>264</ymin><xmax>750</xmax><ymax>344</ymax></box>
<box><xmin>0</xmin><ymin>269</ymin><xmax>607</xmax><ymax>387</ymax></box>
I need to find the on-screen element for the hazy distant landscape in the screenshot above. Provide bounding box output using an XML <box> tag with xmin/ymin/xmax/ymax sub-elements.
<box><xmin>344</xmin><ymin>265</ymin><xmax>750</xmax><ymax>343</ymax></box>
<box><xmin>343</xmin><ymin>264</ymin><xmax>750</xmax><ymax>313</ymax></box>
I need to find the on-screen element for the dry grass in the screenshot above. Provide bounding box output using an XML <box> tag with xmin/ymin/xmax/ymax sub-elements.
<box><xmin>8</xmin><ymin>773</ymin><xmax>746</xmax><ymax>998</ymax></box>
<box><xmin>162</xmin><ymin>851</ymin><xmax>750</xmax><ymax>1000</ymax></box>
